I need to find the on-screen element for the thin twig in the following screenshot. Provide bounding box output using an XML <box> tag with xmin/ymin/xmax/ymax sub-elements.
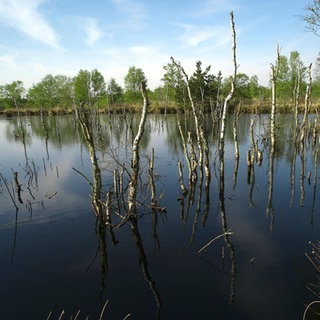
<box><xmin>72</xmin><ymin>167</ymin><xmax>93</xmax><ymax>187</ymax></box>
<box><xmin>303</xmin><ymin>300</ymin><xmax>320</xmax><ymax>320</ymax></box>
<box><xmin>57</xmin><ymin>310</ymin><xmax>65</xmax><ymax>320</ymax></box>
<box><xmin>74</xmin><ymin>310</ymin><xmax>81</xmax><ymax>320</ymax></box>
<box><xmin>0</xmin><ymin>171</ymin><xmax>19</xmax><ymax>210</ymax></box>
<box><xmin>99</xmin><ymin>300</ymin><xmax>109</xmax><ymax>320</ymax></box>
<box><xmin>198</xmin><ymin>230</ymin><xmax>234</xmax><ymax>254</ymax></box>
<box><xmin>305</xmin><ymin>252</ymin><xmax>320</xmax><ymax>273</ymax></box>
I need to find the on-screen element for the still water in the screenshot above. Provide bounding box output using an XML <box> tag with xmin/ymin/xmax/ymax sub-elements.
<box><xmin>0</xmin><ymin>113</ymin><xmax>319</xmax><ymax>319</ymax></box>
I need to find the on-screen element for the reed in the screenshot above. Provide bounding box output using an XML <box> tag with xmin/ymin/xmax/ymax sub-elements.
<box><xmin>304</xmin><ymin>241</ymin><xmax>320</xmax><ymax>318</ymax></box>
<box><xmin>46</xmin><ymin>300</ymin><xmax>131</xmax><ymax>319</ymax></box>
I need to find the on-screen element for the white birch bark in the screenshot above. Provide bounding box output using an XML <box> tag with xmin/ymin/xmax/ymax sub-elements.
<box><xmin>219</xmin><ymin>11</ymin><xmax>237</xmax><ymax>158</ymax></box>
<box><xmin>127</xmin><ymin>81</ymin><xmax>150</xmax><ymax>216</ymax></box>
<box><xmin>270</xmin><ymin>44</ymin><xmax>280</xmax><ymax>149</ymax></box>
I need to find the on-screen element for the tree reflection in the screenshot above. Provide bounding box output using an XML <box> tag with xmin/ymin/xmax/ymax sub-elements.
<box><xmin>75</xmin><ymin>82</ymin><xmax>162</xmax><ymax>318</ymax></box>
<box><xmin>219</xmin><ymin>134</ymin><xmax>236</xmax><ymax>303</ymax></box>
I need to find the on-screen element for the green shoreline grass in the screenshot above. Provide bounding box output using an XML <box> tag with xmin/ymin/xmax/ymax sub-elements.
<box><xmin>1</xmin><ymin>100</ymin><xmax>320</xmax><ymax>117</ymax></box>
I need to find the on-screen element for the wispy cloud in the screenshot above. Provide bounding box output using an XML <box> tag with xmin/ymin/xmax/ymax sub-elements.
<box><xmin>0</xmin><ymin>0</ymin><xmax>61</xmax><ymax>49</ymax></box>
<box><xmin>111</xmin><ymin>0</ymin><xmax>147</xmax><ymax>29</ymax></box>
<box><xmin>0</xmin><ymin>54</ymin><xmax>17</xmax><ymax>67</ymax></box>
<box><xmin>177</xmin><ymin>23</ymin><xmax>231</xmax><ymax>47</ymax></box>
<box><xmin>192</xmin><ymin>0</ymin><xmax>236</xmax><ymax>17</ymax></box>
<box><xmin>129</xmin><ymin>45</ymin><xmax>153</xmax><ymax>55</ymax></box>
<box><xmin>80</xmin><ymin>17</ymin><xmax>103</xmax><ymax>46</ymax></box>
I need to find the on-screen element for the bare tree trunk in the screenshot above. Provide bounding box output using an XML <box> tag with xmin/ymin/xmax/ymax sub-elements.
<box><xmin>300</xmin><ymin>63</ymin><xmax>312</xmax><ymax>149</ymax></box>
<box><xmin>170</xmin><ymin>56</ymin><xmax>204</xmax><ymax>174</ymax></box>
<box><xmin>127</xmin><ymin>81</ymin><xmax>150</xmax><ymax>217</ymax></box>
<box><xmin>233</xmin><ymin>110</ymin><xmax>240</xmax><ymax>159</ymax></box>
<box><xmin>293</xmin><ymin>63</ymin><xmax>301</xmax><ymax>128</ymax></box>
<box><xmin>270</xmin><ymin>44</ymin><xmax>280</xmax><ymax>149</ymax></box>
<box><xmin>266</xmin><ymin>45</ymin><xmax>280</xmax><ymax>231</ymax></box>
<box><xmin>219</xmin><ymin>11</ymin><xmax>237</xmax><ymax>159</ymax></box>
<box><xmin>178</xmin><ymin>124</ymin><xmax>193</xmax><ymax>180</ymax></box>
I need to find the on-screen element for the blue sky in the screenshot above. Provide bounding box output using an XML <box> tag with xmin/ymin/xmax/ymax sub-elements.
<box><xmin>0</xmin><ymin>0</ymin><xmax>317</xmax><ymax>89</ymax></box>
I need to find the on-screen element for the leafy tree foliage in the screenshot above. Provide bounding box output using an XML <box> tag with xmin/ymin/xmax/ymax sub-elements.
<box><xmin>73</xmin><ymin>69</ymin><xmax>106</xmax><ymax>108</ymax></box>
<box><xmin>248</xmin><ymin>75</ymin><xmax>260</xmax><ymax>98</ymax></box>
<box><xmin>0</xmin><ymin>80</ymin><xmax>25</xmax><ymax>109</ymax></box>
<box><xmin>124</xmin><ymin>66</ymin><xmax>147</xmax><ymax>103</ymax></box>
<box><xmin>189</xmin><ymin>61</ymin><xmax>216</xmax><ymax>111</ymax></box>
<box><xmin>275</xmin><ymin>51</ymin><xmax>306</xmax><ymax>102</ymax></box>
<box><xmin>0</xmin><ymin>49</ymin><xmax>317</xmax><ymax>113</ymax></box>
<box><xmin>107</xmin><ymin>78</ymin><xmax>123</xmax><ymax>104</ymax></box>
<box><xmin>313</xmin><ymin>52</ymin><xmax>320</xmax><ymax>98</ymax></box>
<box><xmin>314</xmin><ymin>52</ymin><xmax>320</xmax><ymax>83</ymax></box>
<box><xmin>27</xmin><ymin>74</ymin><xmax>73</xmax><ymax>109</ymax></box>
<box><xmin>162</xmin><ymin>61</ymin><xmax>186</xmax><ymax>106</ymax></box>
<box><xmin>304</xmin><ymin>0</ymin><xmax>320</xmax><ymax>36</ymax></box>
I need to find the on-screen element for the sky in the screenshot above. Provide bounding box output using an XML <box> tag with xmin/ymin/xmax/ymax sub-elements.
<box><xmin>0</xmin><ymin>0</ymin><xmax>318</xmax><ymax>90</ymax></box>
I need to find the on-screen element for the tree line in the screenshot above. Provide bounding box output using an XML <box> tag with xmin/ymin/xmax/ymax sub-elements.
<box><xmin>1</xmin><ymin>50</ymin><xmax>320</xmax><ymax>113</ymax></box>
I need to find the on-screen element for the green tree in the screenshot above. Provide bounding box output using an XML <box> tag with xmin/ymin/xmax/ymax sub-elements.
<box><xmin>276</xmin><ymin>55</ymin><xmax>291</xmax><ymax>99</ymax></box>
<box><xmin>314</xmin><ymin>51</ymin><xmax>320</xmax><ymax>83</ymax></box>
<box><xmin>0</xmin><ymin>80</ymin><xmax>25</xmax><ymax>109</ymax></box>
<box><xmin>289</xmin><ymin>51</ymin><xmax>305</xmax><ymax>90</ymax></box>
<box><xmin>273</xmin><ymin>51</ymin><xmax>306</xmax><ymax>103</ymax></box>
<box><xmin>27</xmin><ymin>74</ymin><xmax>73</xmax><ymax>109</ymax></box>
<box><xmin>313</xmin><ymin>52</ymin><xmax>320</xmax><ymax>98</ymax></box>
<box><xmin>189</xmin><ymin>60</ymin><xmax>214</xmax><ymax>110</ymax></box>
<box><xmin>223</xmin><ymin>73</ymin><xmax>250</xmax><ymax>100</ymax></box>
<box><xmin>107</xmin><ymin>78</ymin><xmax>123</xmax><ymax>104</ymax></box>
<box><xmin>124</xmin><ymin>66</ymin><xmax>147</xmax><ymax>103</ymax></box>
<box><xmin>304</xmin><ymin>0</ymin><xmax>320</xmax><ymax>36</ymax></box>
<box><xmin>56</xmin><ymin>75</ymin><xmax>74</xmax><ymax>108</ymax></box>
<box><xmin>28</xmin><ymin>75</ymin><xmax>58</xmax><ymax>108</ymax></box>
<box><xmin>91</xmin><ymin>69</ymin><xmax>107</xmax><ymax>107</ymax></box>
<box><xmin>277</xmin><ymin>55</ymin><xmax>290</xmax><ymax>82</ymax></box>
<box><xmin>73</xmin><ymin>69</ymin><xmax>90</xmax><ymax>105</ymax></box>
<box><xmin>248</xmin><ymin>75</ymin><xmax>260</xmax><ymax>98</ymax></box>
<box><xmin>73</xmin><ymin>69</ymin><xmax>106</xmax><ymax>108</ymax></box>
<box><xmin>161</xmin><ymin>61</ymin><xmax>186</xmax><ymax>106</ymax></box>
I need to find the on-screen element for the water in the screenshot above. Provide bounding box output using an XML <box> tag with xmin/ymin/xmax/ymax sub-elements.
<box><xmin>0</xmin><ymin>113</ymin><xmax>318</xmax><ymax>319</ymax></box>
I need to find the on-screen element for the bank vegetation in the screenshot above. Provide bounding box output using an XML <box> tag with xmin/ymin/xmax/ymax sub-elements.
<box><xmin>1</xmin><ymin>50</ymin><xmax>320</xmax><ymax>117</ymax></box>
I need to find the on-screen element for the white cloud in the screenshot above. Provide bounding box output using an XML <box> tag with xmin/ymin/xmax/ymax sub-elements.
<box><xmin>80</xmin><ymin>17</ymin><xmax>103</xmax><ymax>46</ymax></box>
<box><xmin>191</xmin><ymin>0</ymin><xmax>237</xmax><ymax>17</ymax></box>
<box><xmin>0</xmin><ymin>54</ymin><xmax>17</xmax><ymax>67</ymax></box>
<box><xmin>177</xmin><ymin>23</ymin><xmax>230</xmax><ymax>47</ymax></box>
<box><xmin>129</xmin><ymin>45</ymin><xmax>152</xmax><ymax>55</ymax></box>
<box><xmin>0</xmin><ymin>0</ymin><xmax>61</xmax><ymax>49</ymax></box>
<box><xmin>111</xmin><ymin>0</ymin><xmax>147</xmax><ymax>29</ymax></box>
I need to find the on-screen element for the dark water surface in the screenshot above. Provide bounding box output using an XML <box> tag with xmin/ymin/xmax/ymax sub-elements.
<box><xmin>0</xmin><ymin>113</ymin><xmax>319</xmax><ymax>319</ymax></box>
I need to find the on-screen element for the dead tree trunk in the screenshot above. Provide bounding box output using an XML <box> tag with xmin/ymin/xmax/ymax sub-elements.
<box><xmin>127</xmin><ymin>81</ymin><xmax>150</xmax><ymax>217</ymax></box>
<box><xmin>293</xmin><ymin>63</ymin><xmax>301</xmax><ymax>129</ymax></box>
<box><xmin>270</xmin><ymin>44</ymin><xmax>280</xmax><ymax>149</ymax></box>
<box><xmin>300</xmin><ymin>63</ymin><xmax>312</xmax><ymax>149</ymax></box>
<box><xmin>233</xmin><ymin>110</ymin><xmax>240</xmax><ymax>159</ymax></box>
<box><xmin>219</xmin><ymin>11</ymin><xmax>237</xmax><ymax>159</ymax></box>
<box><xmin>170</xmin><ymin>56</ymin><xmax>204</xmax><ymax>175</ymax></box>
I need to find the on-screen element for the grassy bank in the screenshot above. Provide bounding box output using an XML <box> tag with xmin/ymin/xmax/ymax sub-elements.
<box><xmin>1</xmin><ymin>99</ymin><xmax>320</xmax><ymax>117</ymax></box>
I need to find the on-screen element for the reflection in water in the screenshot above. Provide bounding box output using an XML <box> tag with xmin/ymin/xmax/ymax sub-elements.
<box><xmin>266</xmin><ymin>132</ymin><xmax>275</xmax><ymax>231</ymax></box>
<box><xmin>310</xmin><ymin>127</ymin><xmax>319</xmax><ymax>225</ymax></box>
<box><xmin>74</xmin><ymin>104</ymin><xmax>110</xmax><ymax>296</ymax></box>
<box><xmin>0</xmin><ymin>117</ymin><xmax>55</xmax><ymax>265</ymax></box>
<box><xmin>3</xmin><ymin>112</ymin><xmax>320</xmax><ymax>318</ymax></box>
<box><xmin>219</xmin><ymin>135</ymin><xmax>236</xmax><ymax>303</ymax></box>
<box><xmin>75</xmin><ymin>82</ymin><xmax>162</xmax><ymax>317</ymax></box>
